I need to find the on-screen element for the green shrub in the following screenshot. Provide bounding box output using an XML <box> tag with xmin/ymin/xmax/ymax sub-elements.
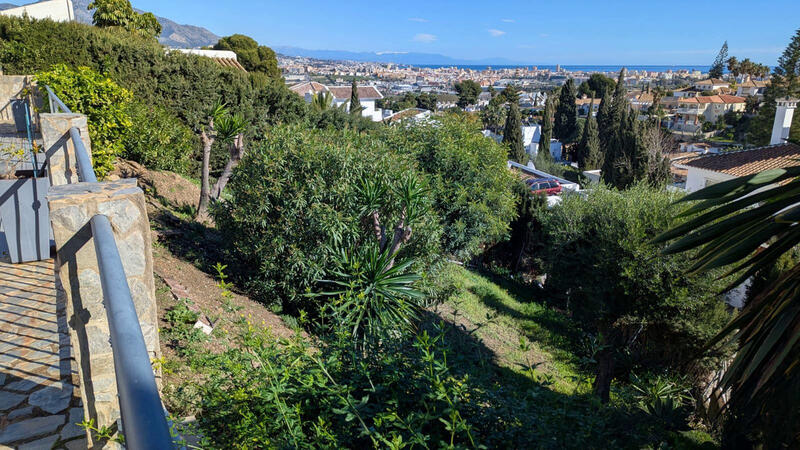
<box><xmin>536</xmin><ymin>184</ymin><xmax>731</xmax><ymax>398</ymax></box>
<box><xmin>122</xmin><ymin>102</ymin><xmax>196</xmax><ymax>173</ymax></box>
<box><xmin>197</xmin><ymin>323</ymin><xmax>476</xmax><ymax>449</ymax></box>
<box><xmin>380</xmin><ymin>115</ymin><xmax>517</xmax><ymax>260</ymax></box>
<box><xmin>36</xmin><ymin>64</ymin><xmax>132</xmax><ymax>178</ymax></box>
<box><xmin>213</xmin><ymin>125</ymin><xmax>442</xmax><ymax>311</ymax></box>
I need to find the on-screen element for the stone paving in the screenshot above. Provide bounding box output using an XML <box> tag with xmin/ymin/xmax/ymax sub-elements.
<box><xmin>0</xmin><ymin>257</ymin><xmax>87</xmax><ymax>449</ymax></box>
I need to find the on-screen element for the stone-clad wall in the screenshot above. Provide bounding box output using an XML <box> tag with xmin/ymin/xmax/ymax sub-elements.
<box><xmin>41</xmin><ymin>113</ymin><xmax>161</xmax><ymax>448</ymax></box>
<box><xmin>40</xmin><ymin>114</ymin><xmax>91</xmax><ymax>186</ymax></box>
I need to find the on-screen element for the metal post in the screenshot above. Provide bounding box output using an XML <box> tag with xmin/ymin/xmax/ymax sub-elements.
<box><xmin>91</xmin><ymin>215</ymin><xmax>173</xmax><ymax>450</ymax></box>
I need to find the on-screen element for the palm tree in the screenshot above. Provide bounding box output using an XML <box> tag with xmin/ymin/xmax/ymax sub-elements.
<box><xmin>654</xmin><ymin>165</ymin><xmax>800</xmax><ymax>431</ymax></box>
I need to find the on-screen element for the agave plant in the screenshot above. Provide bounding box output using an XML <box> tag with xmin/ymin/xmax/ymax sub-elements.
<box><xmin>654</xmin><ymin>166</ymin><xmax>800</xmax><ymax>411</ymax></box>
<box><xmin>314</xmin><ymin>244</ymin><xmax>424</xmax><ymax>347</ymax></box>
<box><xmin>630</xmin><ymin>373</ymin><xmax>692</xmax><ymax>427</ymax></box>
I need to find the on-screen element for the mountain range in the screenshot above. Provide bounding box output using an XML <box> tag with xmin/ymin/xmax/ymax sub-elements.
<box><xmin>273</xmin><ymin>46</ymin><xmax>526</xmax><ymax>66</ymax></box>
<box><xmin>0</xmin><ymin>0</ymin><xmax>220</xmax><ymax>48</ymax></box>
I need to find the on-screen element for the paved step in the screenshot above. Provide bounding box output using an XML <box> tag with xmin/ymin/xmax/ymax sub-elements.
<box><xmin>0</xmin><ymin>259</ymin><xmax>86</xmax><ymax>449</ymax></box>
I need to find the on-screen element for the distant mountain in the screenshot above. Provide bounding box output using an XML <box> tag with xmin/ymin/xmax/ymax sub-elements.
<box><xmin>0</xmin><ymin>0</ymin><xmax>220</xmax><ymax>48</ymax></box>
<box><xmin>274</xmin><ymin>46</ymin><xmax>527</xmax><ymax>67</ymax></box>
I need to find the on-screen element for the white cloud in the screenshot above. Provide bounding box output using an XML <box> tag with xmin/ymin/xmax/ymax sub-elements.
<box><xmin>413</xmin><ymin>33</ymin><xmax>437</xmax><ymax>43</ymax></box>
<box><xmin>488</xmin><ymin>29</ymin><xmax>506</xmax><ymax>37</ymax></box>
<box><xmin>501</xmin><ymin>19</ymin><xmax>515</xmax><ymax>23</ymax></box>
<box><xmin>409</xmin><ymin>17</ymin><xmax>428</xmax><ymax>22</ymax></box>
<box><xmin>539</xmin><ymin>33</ymin><xmax>550</xmax><ymax>38</ymax></box>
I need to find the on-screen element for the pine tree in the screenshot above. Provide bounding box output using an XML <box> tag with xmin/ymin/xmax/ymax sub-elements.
<box><xmin>503</xmin><ymin>101</ymin><xmax>526</xmax><ymax>163</ymax></box>
<box><xmin>554</xmin><ymin>78</ymin><xmax>578</xmax><ymax>142</ymax></box>
<box><xmin>748</xmin><ymin>29</ymin><xmax>800</xmax><ymax>145</ymax></box>
<box><xmin>349</xmin><ymin>79</ymin><xmax>362</xmax><ymax>115</ymax></box>
<box><xmin>538</xmin><ymin>97</ymin><xmax>553</xmax><ymax>162</ymax></box>
<box><xmin>709</xmin><ymin>41</ymin><xmax>729</xmax><ymax>79</ymax></box>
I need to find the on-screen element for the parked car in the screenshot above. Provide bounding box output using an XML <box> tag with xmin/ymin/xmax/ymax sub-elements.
<box><xmin>526</xmin><ymin>178</ymin><xmax>562</xmax><ymax>196</ymax></box>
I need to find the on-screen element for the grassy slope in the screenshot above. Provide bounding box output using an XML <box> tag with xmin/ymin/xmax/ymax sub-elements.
<box><xmin>441</xmin><ymin>266</ymin><xmax>586</xmax><ymax>393</ymax></box>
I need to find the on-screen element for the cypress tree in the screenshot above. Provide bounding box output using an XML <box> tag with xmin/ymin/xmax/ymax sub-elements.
<box><xmin>554</xmin><ymin>78</ymin><xmax>578</xmax><ymax>142</ymax></box>
<box><xmin>349</xmin><ymin>79</ymin><xmax>362</xmax><ymax>115</ymax></box>
<box><xmin>503</xmin><ymin>101</ymin><xmax>526</xmax><ymax>162</ymax></box>
<box><xmin>583</xmin><ymin>116</ymin><xmax>603</xmax><ymax>170</ymax></box>
<box><xmin>630</xmin><ymin>112</ymin><xmax>649</xmax><ymax>182</ymax></box>
<box><xmin>538</xmin><ymin>97</ymin><xmax>553</xmax><ymax>162</ymax></box>
<box><xmin>578</xmin><ymin>99</ymin><xmax>603</xmax><ymax>170</ymax></box>
<box><xmin>596</xmin><ymin>90</ymin><xmax>614</xmax><ymax>147</ymax></box>
<box><xmin>602</xmin><ymin>70</ymin><xmax>628</xmax><ymax>186</ymax></box>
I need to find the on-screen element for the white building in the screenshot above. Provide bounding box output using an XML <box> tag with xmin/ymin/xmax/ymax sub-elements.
<box><xmin>676</xmin><ymin>143</ymin><xmax>800</xmax><ymax>193</ymax></box>
<box><xmin>0</xmin><ymin>0</ymin><xmax>74</xmax><ymax>22</ymax></box>
<box><xmin>289</xmin><ymin>81</ymin><xmax>384</xmax><ymax>122</ymax></box>
<box><xmin>694</xmin><ymin>78</ymin><xmax>729</xmax><ymax>92</ymax></box>
<box><xmin>676</xmin><ymin>98</ymin><xmax>799</xmax><ymax>193</ymax></box>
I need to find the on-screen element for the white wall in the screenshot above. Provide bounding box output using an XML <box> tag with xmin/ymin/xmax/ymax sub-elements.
<box><xmin>0</xmin><ymin>0</ymin><xmax>74</xmax><ymax>22</ymax></box>
<box><xmin>684</xmin><ymin>167</ymin><xmax>735</xmax><ymax>193</ymax></box>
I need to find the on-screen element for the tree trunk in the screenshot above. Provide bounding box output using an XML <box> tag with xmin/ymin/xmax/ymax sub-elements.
<box><xmin>196</xmin><ymin>129</ymin><xmax>213</xmax><ymax>222</ymax></box>
<box><xmin>593</xmin><ymin>346</ymin><xmax>615</xmax><ymax>404</ymax></box>
<box><xmin>211</xmin><ymin>134</ymin><xmax>244</xmax><ymax>200</ymax></box>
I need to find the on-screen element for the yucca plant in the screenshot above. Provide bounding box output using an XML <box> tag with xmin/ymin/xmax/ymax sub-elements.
<box><xmin>654</xmin><ymin>166</ymin><xmax>800</xmax><ymax>424</ymax></box>
<box><xmin>314</xmin><ymin>244</ymin><xmax>423</xmax><ymax>347</ymax></box>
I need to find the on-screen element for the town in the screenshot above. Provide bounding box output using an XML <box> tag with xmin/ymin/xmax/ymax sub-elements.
<box><xmin>0</xmin><ymin>0</ymin><xmax>798</xmax><ymax>449</ymax></box>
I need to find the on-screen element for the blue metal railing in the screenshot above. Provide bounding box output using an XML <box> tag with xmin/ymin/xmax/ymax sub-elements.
<box><xmin>49</xmin><ymin>88</ymin><xmax>174</xmax><ymax>449</ymax></box>
<box><xmin>44</xmin><ymin>85</ymin><xmax>71</xmax><ymax>114</ymax></box>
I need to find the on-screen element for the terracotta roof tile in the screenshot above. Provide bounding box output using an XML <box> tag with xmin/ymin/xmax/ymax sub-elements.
<box><xmin>682</xmin><ymin>143</ymin><xmax>800</xmax><ymax>177</ymax></box>
<box><xmin>679</xmin><ymin>94</ymin><xmax>745</xmax><ymax>104</ymax></box>
<box><xmin>327</xmin><ymin>86</ymin><xmax>383</xmax><ymax>100</ymax></box>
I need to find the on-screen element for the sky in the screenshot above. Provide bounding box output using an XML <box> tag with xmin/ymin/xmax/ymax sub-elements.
<box><xmin>133</xmin><ymin>0</ymin><xmax>799</xmax><ymax>66</ymax></box>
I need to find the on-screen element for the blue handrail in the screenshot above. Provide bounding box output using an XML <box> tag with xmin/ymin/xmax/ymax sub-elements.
<box><xmin>51</xmin><ymin>88</ymin><xmax>175</xmax><ymax>449</ymax></box>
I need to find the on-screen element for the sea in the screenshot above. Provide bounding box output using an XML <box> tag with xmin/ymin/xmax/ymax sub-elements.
<box><xmin>415</xmin><ymin>64</ymin><xmax>713</xmax><ymax>73</ymax></box>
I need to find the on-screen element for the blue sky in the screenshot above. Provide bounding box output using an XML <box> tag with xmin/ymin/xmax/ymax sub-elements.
<box><xmin>133</xmin><ymin>0</ymin><xmax>799</xmax><ymax>65</ymax></box>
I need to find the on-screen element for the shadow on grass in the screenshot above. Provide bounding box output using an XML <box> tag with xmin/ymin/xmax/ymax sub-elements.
<box><xmin>417</xmin><ymin>308</ymin><xmax>697</xmax><ymax>449</ymax></box>
<box><xmin>459</xmin><ymin>268</ymin><xmax>585</xmax><ymax>369</ymax></box>
<box><xmin>418</xmin><ymin>307</ymin><xmax>707</xmax><ymax>449</ymax></box>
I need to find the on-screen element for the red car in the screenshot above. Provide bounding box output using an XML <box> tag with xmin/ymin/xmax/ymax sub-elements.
<box><xmin>526</xmin><ymin>178</ymin><xmax>562</xmax><ymax>196</ymax></box>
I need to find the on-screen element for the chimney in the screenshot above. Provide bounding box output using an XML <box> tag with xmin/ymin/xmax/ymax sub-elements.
<box><xmin>771</xmin><ymin>97</ymin><xmax>799</xmax><ymax>145</ymax></box>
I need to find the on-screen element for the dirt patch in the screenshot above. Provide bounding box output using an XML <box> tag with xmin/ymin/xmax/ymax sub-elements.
<box><xmin>152</xmin><ymin>241</ymin><xmax>294</xmax><ymax>342</ymax></box>
<box><xmin>112</xmin><ymin>159</ymin><xmax>199</xmax><ymax>212</ymax></box>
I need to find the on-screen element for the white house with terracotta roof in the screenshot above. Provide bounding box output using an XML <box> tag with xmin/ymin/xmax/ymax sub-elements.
<box><xmin>289</xmin><ymin>82</ymin><xmax>384</xmax><ymax>121</ymax></box>
<box><xmin>675</xmin><ymin>143</ymin><xmax>800</xmax><ymax>193</ymax></box>
<box><xmin>675</xmin><ymin>98</ymin><xmax>799</xmax><ymax>193</ymax></box>
<box><xmin>694</xmin><ymin>78</ymin><xmax>730</xmax><ymax>92</ymax></box>
<box><xmin>174</xmin><ymin>49</ymin><xmax>246</xmax><ymax>71</ymax></box>
<box><xmin>736</xmin><ymin>79</ymin><xmax>769</xmax><ymax>98</ymax></box>
<box><xmin>673</xmin><ymin>94</ymin><xmax>746</xmax><ymax>132</ymax></box>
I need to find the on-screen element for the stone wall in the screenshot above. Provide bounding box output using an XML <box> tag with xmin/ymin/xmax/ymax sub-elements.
<box><xmin>40</xmin><ymin>114</ymin><xmax>91</xmax><ymax>186</ymax></box>
<box><xmin>0</xmin><ymin>75</ymin><xmax>30</xmax><ymax>129</ymax></box>
<box><xmin>43</xmin><ymin>112</ymin><xmax>161</xmax><ymax>447</ymax></box>
<box><xmin>48</xmin><ymin>180</ymin><xmax>160</xmax><ymax>447</ymax></box>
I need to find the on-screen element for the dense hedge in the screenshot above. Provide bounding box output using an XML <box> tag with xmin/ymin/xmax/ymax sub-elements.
<box><xmin>0</xmin><ymin>16</ymin><xmax>304</xmax><ymax>131</ymax></box>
